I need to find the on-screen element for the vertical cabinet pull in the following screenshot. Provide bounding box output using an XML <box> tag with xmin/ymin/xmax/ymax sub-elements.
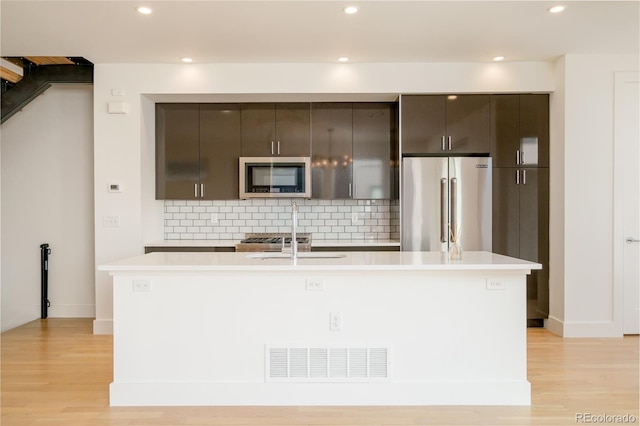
<box><xmin>522</xmin><ymin>169</ymin><xmax>527</xmax><ymax>185</ymax></box>
<box><xmin>516</xmin><ymin>170</ymin><xmax>520</xmax><ymax>185</ymax></box>
<box><xmin>194</xmin><ymin>183</ymin><xmax>205</xmax><ymax>198</ymax></box>
<box><xmin>441</xmin><ymin>136</ymin><xmax>453</xmax><ymax>150</ymax></box>
<box><xmin>277</xmin><ymin>141</ymin><xmax>280</xmax><ymax>155</ymax></box>
<box><xmin>271</xmin><ymin>141</ymin><xmax>274</xmax><ymax>155</ymax></box>
<box><xmin>348</xmin><ymin>183</ymin><xmax>352</xmax><ymax>197</ymax></box>
<box><xmin>440</xmin><ymin>178</ymin><xmax>448</xmax><ymax>243</ymax></box>
<box><xmin>516</xmin><ymin>150</ymin><xmax>521</xmax><ymax>165</ymax></box>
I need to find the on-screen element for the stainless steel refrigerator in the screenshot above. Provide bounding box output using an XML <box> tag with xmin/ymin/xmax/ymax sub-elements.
<box><xmin>401</xmin><ymin>156</ymin><xmax>492</xmax><ymax>252</ymax></box>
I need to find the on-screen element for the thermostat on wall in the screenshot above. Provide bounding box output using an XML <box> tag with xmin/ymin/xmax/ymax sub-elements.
<box><xmin>108</xmin><ymin>183</ymin><xmax>122</xmax><ymax>193</ymax></box>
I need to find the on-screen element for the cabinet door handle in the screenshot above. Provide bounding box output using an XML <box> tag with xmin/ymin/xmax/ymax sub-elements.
<box><xmin>516</xmin><ymin>150</ymin><xmax>521</xmax><ymax>165</ymax></box>
<box><xmin>521</xmin><ymin>151</ymin><xmax>526</xmax><ymax>165</ymax></box>
<box><xmin>626</xmin><ymin>238</ymin><xmax>640</xmax><ymax>244</ymax></box>
<box><xmin>194</xmin><ymin>183</ymin><xmax>198</xmax><ymax>197</ymax></box>
<box><xmin>448</xmin><ymin>136</ymin><xmax>452</xmax><ymax>151</ymax></box>
<box><xmin>271</xmin><ymin>141</ymin><xmax>274</xmax><ymax>155</ymax></box>
<box><xmin>522</xmin><ymin>169</ymin><xmax>527</xmax><ymax>185</ymax></box>
<box><xmin>348</xmin><ymin>183</ymin><xmax>352</xmax><ymax>197</ymax></box>
<box><xmin>516</xmin><ymin>170</ymin><xmax>520</xmax><ymax>185</ymax></box>
<box><xmin>277</xmin><ymin>141</ymin><xmax>280</xmax><ymax>155</ymax></box>
<box><xmin>441</xmin><ymin>136</ymin><xmax>446</xmax><ymax>151</ymax></box>
<box><xmin>200</xmin><ymin>184</ymin><xmax>204</xmax><ymax>198</ymax></box>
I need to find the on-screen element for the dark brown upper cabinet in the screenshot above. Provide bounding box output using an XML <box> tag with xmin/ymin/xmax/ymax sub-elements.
<box><xmin>311</xmin><ymin>103</ymin><xmax>353</xmax><ymax>199</ymax></box>
<box><xmin>491</xmin><ymin>94</ymin><xmax>549</xmax><ymax>168</ymax></box>
<box><xmin>156</xmin><ymin>103</ymin><xmax>241</xmax><ymax>200</ymax></box>
<box><xmin>156</xmin><ymin>104</ymin><xmax>200</xmax><ymax>199</ymax></box>
<box><xmin>311</xmin><ymin>102</ymin><xmax>397</xmax><ymax>200</ymax></box>
<box><xmin>240</xmin><ymin>103</ymin><xmax>310</xmax><ymax>157</ymax></box>
<box><xmin>352</xmin><ymin>103</ymin><xmax>394</xmax><ymax>200</ymax></box>
<box><xmin>401</xmin><ymin>95</ymin><xmax>491</xmax><ymax>155</ymax></box>
<box><xmin>199</xmin><ymin>104</ymin><xmax>242</xmax><ymax>199</ymax></box>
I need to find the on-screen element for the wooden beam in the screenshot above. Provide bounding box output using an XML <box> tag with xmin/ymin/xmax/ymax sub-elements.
<box><xmin>0</xmin><ymin>66</ymin><xmax>22</xmax><ymax>83</ymax></box>
<box><xmin>24</xmin><ymin>56</ymin><xmax>74</xmax><ymax>65</ymax></box>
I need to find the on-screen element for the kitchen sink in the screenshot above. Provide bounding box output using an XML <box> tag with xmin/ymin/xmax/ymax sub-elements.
<box><xmin>245</xmin><ymin>252</ymin><xmax>346</xmax><ymax>260</ymax></box>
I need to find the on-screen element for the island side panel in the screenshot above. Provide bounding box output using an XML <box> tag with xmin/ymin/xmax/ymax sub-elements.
<box><xmin>110</xmin><ymin>269</ymin><xmax>529</xmax><ymax>406</ymax></box>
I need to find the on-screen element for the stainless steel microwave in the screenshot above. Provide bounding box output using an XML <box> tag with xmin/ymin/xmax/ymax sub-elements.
<box><xmin>239</xmin><ymin>157</ymin><xmax>311</xmax><ymax>199</ymax></box>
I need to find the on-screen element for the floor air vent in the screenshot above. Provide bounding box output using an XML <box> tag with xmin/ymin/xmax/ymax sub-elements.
<box><xmin>266</xmin><ymin>346</ymin><xmax>389</xmax><ymax>382</ymax></box>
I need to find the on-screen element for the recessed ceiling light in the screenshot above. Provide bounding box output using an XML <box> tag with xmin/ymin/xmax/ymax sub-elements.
<box><xmin>338</xmin><ymin>56</ymin><xmax>349</xmax><ymax>62</ymax></box>
<box><xmin>344</xmin><ymin>6</ymin><xmax>359</xmax><ymax>14</ymax></box>
<box><xmin>493</xmin><ymin>56</ymin><xmax>505</xmax><ymax>62</ymax></box>
<box><xmin>136</xmin><ymin>6</ymin><xmax>152</xmax><ymax>15</ymax></box>
<box><xmin>548</xmin><ymin>5</ymin><xmax>566</xmax><ymax>13</ymax></box>
<box><xmin>181</xmin><ymin>57</ymin><xmax>193</xmax><ymax>63</ymax></box>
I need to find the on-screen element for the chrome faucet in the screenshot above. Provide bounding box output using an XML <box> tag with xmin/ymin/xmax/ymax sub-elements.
<box><xmin>291</xmin><ymin>201</ymin><xmax>298</xmax><ymax>260</ymax></box>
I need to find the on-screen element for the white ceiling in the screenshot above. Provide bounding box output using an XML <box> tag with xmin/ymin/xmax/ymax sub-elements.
<box><xmin>1</xmin><ymin>1</ymin><xmax>638</xmax><ymax>64</ymax></box>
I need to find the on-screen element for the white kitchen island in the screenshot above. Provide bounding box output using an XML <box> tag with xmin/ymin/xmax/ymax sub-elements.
<box><xmin>100</xmin><ymin>251</ymin><xmax>541</xmax><ymax>407</ymax></box>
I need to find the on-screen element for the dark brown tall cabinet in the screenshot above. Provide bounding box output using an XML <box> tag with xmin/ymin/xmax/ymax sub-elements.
<box><xmin>401</xmin><ymin>95</ymin><xmax>491</xmax><ymax>154</ymax></box>
<box><xmin>491</xmin><ymin>94</ymin><xmax>550</xmax><ymax>324</ymax></box>
<box><xmin>156</xmin><ymin>103</ymin><xmax>241</xmax><ymax>200</ymax></box>
<box><xmin>240</xmin><ymin>103</ymin><xmax>310</xmax><ymax>157</ymax></box>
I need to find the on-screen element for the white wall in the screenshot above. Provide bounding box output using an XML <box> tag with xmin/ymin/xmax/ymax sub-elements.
<box><xmin>547</xmin><ymin>54</ymin><xmax>639</xmax><ymax>337</ymax></box>
<box><xmin>1</xmin><ymin>85</ymin><xmax>95</xmax><ymax>332</ymax></box>
<box><xmin>92</xmin><ymin>61</ymin><xmax>555</xmax><ymax>334</ymax></box>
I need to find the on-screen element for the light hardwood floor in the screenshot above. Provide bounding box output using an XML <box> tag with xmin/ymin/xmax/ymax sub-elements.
<box><xmin>1</xmin><ymin>319</ymin><xmax>638</xmax><ymax>426</ymax></box>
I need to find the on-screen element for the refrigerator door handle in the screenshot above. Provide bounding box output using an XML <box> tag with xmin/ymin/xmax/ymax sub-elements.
<box><xmin>440</xmin><ymin>178</ymin><xmax>448</xmax><ymax>243</ymax></box>
<box><xmin>450</xmin><ymin>177</ymin><xmax>458</xmax><ymax>240</ymax></box>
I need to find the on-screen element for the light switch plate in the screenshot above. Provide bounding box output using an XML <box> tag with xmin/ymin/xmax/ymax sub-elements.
<box><xmin>103</xmin><ymin>215</ymin><xmax>120</xmax><ymax>227</ymax></box>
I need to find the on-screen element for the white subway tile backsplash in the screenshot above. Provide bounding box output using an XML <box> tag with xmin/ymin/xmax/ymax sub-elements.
<box><xmin>164</xmin><ymin>198</ymin><xmax>399</xmax><ymax>241</ymax></box>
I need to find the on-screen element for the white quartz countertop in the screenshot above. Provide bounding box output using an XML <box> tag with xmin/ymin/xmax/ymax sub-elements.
<box><xmin>100</xmin><ymin>251</ymin><xmax>541</xmax><ymax>273</ymax></box>
<box><xmin>144</xmin><ymin>239</ymin><xmax>401</xmax><ymax>248</ymax></box>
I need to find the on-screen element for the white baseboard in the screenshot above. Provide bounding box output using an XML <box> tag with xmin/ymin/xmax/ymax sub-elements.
<box><xmin>544</xmin><ymin>315</ymin><xmax>564</xmax><ymax>336</ymax></box>
<box><xmin>110</xmin><ymin>380</ymin><xmax>531</xmax><ymax>407</ymax></box>
<box><xmin>48</xmin><ymin>304</ymin><xmax>95</xmax><ymax>318</ymax></box>
<box><xmin>561</xmin><ymin>320</ymin><xmax>622</xmax><ymax>338</ymax></box>
<box><xmin>93</xmin><ymin>319</ymin><xmax>113</xmax><ymax>335</ymax></box>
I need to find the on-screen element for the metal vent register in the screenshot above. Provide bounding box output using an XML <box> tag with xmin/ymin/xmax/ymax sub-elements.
<box><xmin>266</xmin><ymin>346</ymin><xmax>390</xmax><ymax>382</ymax></box>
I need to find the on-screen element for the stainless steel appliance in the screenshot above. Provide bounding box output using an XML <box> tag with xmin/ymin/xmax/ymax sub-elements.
<box><xmin>401</xmin><ymin>156</ymin><xmax>492</xmax><ymax>252</ymax></box>
<box><xmin>239</xmin><ymin>157</ymin><xmax>311</xmax><ymax>198</ymax></box>
<box><xmin>235</xmin><ymin>233</ymin><xmax>312</xmax><ymax>252</ymax></box>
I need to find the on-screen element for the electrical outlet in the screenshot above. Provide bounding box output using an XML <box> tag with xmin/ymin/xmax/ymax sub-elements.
<box><xmin>103</xmin><ymin>215</ymin><xmax>120</xmax><ymax>227</ymax></box>
<box><xmin>486</xmin><ymin>279</ymin><xmax>505</xmax><ymax>291</ymax></box>
<box><xmin>330</xmin><ymin>312</ymin><xmax>343</xmax><ymax>331</ymax></box>
<box><xmin>133</xmin><ymin>279</ymin><xmax>152</xmax><ymax>292</ymax></box>
<box><xmin>306</xmin><ymin>278</ymin><xmax>325</xmax><ymax>291</ymax></box>
<box><xmin>210</xmin><ymin>213</ymin><xmax>219</xmax><ymax>225</ymax></box>
<box><xmin>351</xmin><ymin>212</ymin><xmax>359</xmax><ymax>223</ymax></box>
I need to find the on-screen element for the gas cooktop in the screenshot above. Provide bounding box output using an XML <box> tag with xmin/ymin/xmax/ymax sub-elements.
<box><xmin>235</xmin><ymin>233</ymin><xmax>311</xmax><ymax>252</ymax></box>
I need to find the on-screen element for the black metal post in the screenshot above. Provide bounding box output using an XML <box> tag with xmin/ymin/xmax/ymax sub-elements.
<box><xmin>40</xmin><ymin>243</ymin><xmax>51</xmax><ymax>319</ymax></box>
